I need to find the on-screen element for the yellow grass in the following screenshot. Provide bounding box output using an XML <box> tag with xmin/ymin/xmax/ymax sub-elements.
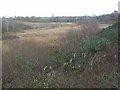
<box><xmin>2</xmin><ymin>23</ymin><xmax>111</xmax><ymax>88</ymax></box>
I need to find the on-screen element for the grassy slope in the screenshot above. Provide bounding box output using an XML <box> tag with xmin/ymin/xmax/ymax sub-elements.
<box><xmin>2</xmin><ymin>23</ymin><xmax>118</xmax><ymax>88</ymax></box>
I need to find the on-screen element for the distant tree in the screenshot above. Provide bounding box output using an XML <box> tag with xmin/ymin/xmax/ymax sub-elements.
<box><xmin>80</xmin><ymin>17</ymin><xmax>99</xmax><ymax>39</ymax></box>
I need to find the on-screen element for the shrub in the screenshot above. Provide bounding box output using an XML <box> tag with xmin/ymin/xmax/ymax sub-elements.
<box><xmin>112</xmin><ymin>21</ymin><xmax>120</xmax><ymax>27</ymax></box>
<box><xmin>79</xmin><ymin>38</ymin><xmax>111</xmax><ymax>54</ymax></box>
<box><xmin>80</xmin><ymin>17</ymin><xmax>99</xmax><ymax>38</ymax></box>
<box><xmin>53</xmin><ymin>19</ymin><xmax>118</xmax><ymax>73</ymax></box>
<box><xmin>100</xmin><ymin>24</ymin><xmax>118</xmax><ymax>42</ymax></box>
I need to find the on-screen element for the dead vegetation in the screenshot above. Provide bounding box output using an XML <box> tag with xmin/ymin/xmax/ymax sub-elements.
<box><xmin>2</xmin><ymin>19</ymin><xmax>118</xmax><ymax>88</ymax></box>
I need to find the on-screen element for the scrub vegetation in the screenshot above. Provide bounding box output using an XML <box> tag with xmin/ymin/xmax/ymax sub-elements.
<box><xmin>2</xmin><ymin>12</ymin><xmax>118</xmax><ymax>88</ymax></box>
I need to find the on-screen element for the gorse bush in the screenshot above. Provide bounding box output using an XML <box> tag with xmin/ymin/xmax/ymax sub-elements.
<box><xmin>80</xmin><ymin>38</ymin><xmax>111</xmax><ymax>54</ymax></box>
<box><xmin>53</xmin><ymin>37</ymin><xmax>111</xmax><ymax>72</ymax></box>
<box><xmin>101</xmin><ymin>25</ymin><xmax>118</xmax><ymax>42</ymax></box>
<box><xmin>53</xmin><ymin>21</ymin><xmax>118</xmax><ymax>73</ymax></box>
<box><xmin>112</xmin><ymin>21</ymin><xmax>120</xmax><ymax>27</ymax></box>
<box><xmin>53</xmin><ymin>48</ymin><xmax>85</xmax><ymax>72</ymax></box>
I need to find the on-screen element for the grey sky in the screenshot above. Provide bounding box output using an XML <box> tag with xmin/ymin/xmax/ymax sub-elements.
<box><xmin>0</xmin><ymin>0</ymin><xmax>119</xmax><ymax>17</ymax></box>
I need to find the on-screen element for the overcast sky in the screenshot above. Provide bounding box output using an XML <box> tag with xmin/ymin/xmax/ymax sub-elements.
<box><xmin>0</xmin><ymin>0</ymin><xmax>119</xmax><ymax>17</ymax></box>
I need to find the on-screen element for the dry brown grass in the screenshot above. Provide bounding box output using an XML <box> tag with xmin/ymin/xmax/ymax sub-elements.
<box><xmin>2</xmin><ymin>39</ymin><xmax>56</xmax><ymax>87</ymax></box>
<box><xmin>2</xmin><ymin>23</ymin><xmax>113</xmax><ymax>88</ymax></box>
<box><xmin>2</xmin><ymin>25</ymin><xmax>74</xmax><ymax>88</ymax></box>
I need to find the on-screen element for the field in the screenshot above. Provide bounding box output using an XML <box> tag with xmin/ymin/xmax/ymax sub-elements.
<box><xmin>2</xmin><ymin>21</ymin><xmax>118</xmax><ymax>88</ymax></box>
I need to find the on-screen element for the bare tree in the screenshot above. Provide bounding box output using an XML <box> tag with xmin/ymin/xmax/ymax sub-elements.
<box><xmin>6</xmin><ymin>19</ymin><xmax>9</xmax><ymax>32</ymax></box>
<box><xmin>80</xmin><ymin>17</ymin><xmax>99</xmax><ymax>39</ymax></box>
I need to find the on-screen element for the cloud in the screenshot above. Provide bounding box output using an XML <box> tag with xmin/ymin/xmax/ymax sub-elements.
<box><xmin>0</xmin><ymin>0</ymin><xmax>118</xmax><ymax>17</ymax></box>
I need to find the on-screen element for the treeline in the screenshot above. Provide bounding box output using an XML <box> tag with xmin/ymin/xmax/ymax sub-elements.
<box><xmin>2</xmin><ymin>17</ymin><xmax>32</xmax><ymax>33</ymax></box>
<box><xmin>1</xmin><ymin>11</ymin><xmax>119</xmax><ymax>33</ymax></box>
<box><xmin>14</xmin><ymin>16</ymin><xmax>79</xmax><ymax>23</ymax></box>
<box><xmin>13</xmin><ymin>11</ymin><xmax>119</xmax><ymax>23</ymax></box>
<box><xmin>96</xmin><ymin>11</ymin><xmax>118</xmax><ymax>24</ymax></box>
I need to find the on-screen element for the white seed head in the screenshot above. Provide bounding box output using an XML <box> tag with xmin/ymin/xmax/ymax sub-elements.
<box><xmin>114</xmin><ymin>54</ymin><xmax>117</xmax><ymax>58</ymax></box>
<box><xmin>104</xmin><ymin>55</ymin><xmax>106</xmax><ymax>57</ymax></box>
<box><xmin>63</xmin><ymin>63</ymin><xmax>66</xmax><ymax>66</ymax></box>
<box><xmin>70</xmin><ymin>58</ymin><xmax>72</xmax><ymax>63</ymax></box>
<box><xmin>83</xmin><ymin>53</ymin><xmax>86</xmax><ymax>58</ymax></box>
<box><xmin>43</xmin><ymin>66</ymin><xmax>47</xmax><ymax>71</ymax></box>
<box><xmin>49</xmin><ymin>66</ymin><xmax>52</xmax><ymax>69</ymax></box>
<box><xmin>73</xmin><ymin>53</ymin><xmax>76</xmax><ymax>58</ymax></box>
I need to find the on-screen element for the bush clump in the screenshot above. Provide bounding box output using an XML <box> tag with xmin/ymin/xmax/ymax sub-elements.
<box><xmin>100</xmin><ymin>23</ymin><xmax>118</xmax><ymax>42</ymax></box>
<box><xmin>80</xmin><ymin>38</ymin><xmax>111</xmax><ymax>54</ymax></box>
<box><xmin>53</xmin><ymin>20</ymin><xmax>118</xmax><ymax>73</ymax></box>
